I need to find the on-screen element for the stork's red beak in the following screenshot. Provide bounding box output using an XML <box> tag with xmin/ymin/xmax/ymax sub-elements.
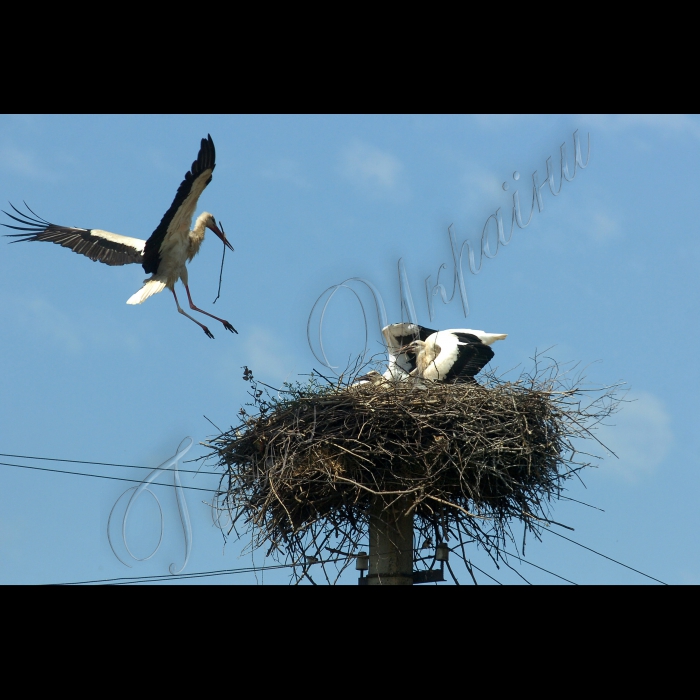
<box><xmin>209</xmin><ymin>220</ymin><xmax>234</xmax><ymax>251</ymax></box>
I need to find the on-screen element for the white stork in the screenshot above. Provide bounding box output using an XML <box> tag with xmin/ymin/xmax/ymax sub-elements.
<box><xmin>2</xmin><ymin>135</ymin><xmax>236</xmax><ymax>339</ymax></box>
<box><xmin>352</xmin><ymin>322</ymin><xmax>437</xmax><ymax>386</ymax></box>
<box><xmin>380</xmin><ymin>322</ymin><xmax>438</xmax><ymax>380</ymax></box>
<box><xmin>401</xmin><ymin>329</ymin><xmax>507</xmax><ymax>383</ymax></box>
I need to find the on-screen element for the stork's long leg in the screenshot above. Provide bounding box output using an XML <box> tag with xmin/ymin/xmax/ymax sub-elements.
<box><xmin>184</xmin><ymin>284</ymin><xmax>238</xmax><ymax>334</ymax></box>
<box><xmin>172</xmin><ymin>289</ymin><xmax>215</xmax><ymax>339</ymax></box>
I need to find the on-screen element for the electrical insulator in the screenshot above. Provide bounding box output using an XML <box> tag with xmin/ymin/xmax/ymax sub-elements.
<box><xmin>435</xmin><ymin>543</ymin><xmax>449</xmax><ymax>562</ymax></box>
<box><xmin>355</xmin><ymin>551</ymin><xmax>369</xmax><ymax>571</ymax></box>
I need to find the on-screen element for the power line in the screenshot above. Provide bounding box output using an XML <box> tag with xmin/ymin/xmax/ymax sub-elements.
<box><xmin>0</xmin><ymin>460</ymin><xmax>219</xmax><ymax>493</ymax></box>
<box><xmin>467</xmin><ymin>561</ymin><xmax>502</xmax><ymax>585</ymax></box>
<box><xmin>558</xmin><ymin>495</ymin><xmax>605</xmax><ymax>512</ymax></box>
<box><xmin>501</xmin><ymin>549</ymin><xmax>578</xmax><ymax>585</ymax></box>
<box><xmin>0</xmin><ymin>460</ymin><xmax>562</xmax><ymax>585</ymax></box>
<box><xmin>53</xmin><ymin>537</ymin><xmax>612</xmax><ymax>586</ymax></box>
<box><xmin>2</xmin><ymin>459</ymin><xmax>662</xmax><ymax>585</ymax></box>
<box><xmin>114</xmin><ymin>562</ymin><xmax>346</xmax><ymax>585</ymax></box>
<box><xmin>60</xmin><ymin>564</ymin><xmax>292</xmax><ymax>585</ymax></box>
<box><xmin>54</xmin><ymin>557</ymin><xmax>348</xmax><ymax>585</ymax></box>
<box><xmin>544</xmin><ymin>529</ymin><xmax>668</xmax><ymax>585</ymax></box>
<box><xmin>0</xmin><ymin>452</ymin><xmax>221</xmax><ymax>476</ymax></box>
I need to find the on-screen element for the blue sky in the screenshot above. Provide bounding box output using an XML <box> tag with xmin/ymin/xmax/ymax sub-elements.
<box><xmin>0</xmin><ymin>114</ymin><xmax>698</xmax><ymax>585</ymax></box>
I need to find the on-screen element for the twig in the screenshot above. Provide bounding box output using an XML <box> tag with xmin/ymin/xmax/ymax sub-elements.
<box><xmin>212</xmin><ymin>220</ymin><xmax>230</xmax><ymax>304</ymax></box>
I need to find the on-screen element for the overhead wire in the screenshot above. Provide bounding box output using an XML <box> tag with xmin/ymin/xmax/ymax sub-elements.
<box><xmin>0</xmin><ymin>452</ymin><xmax>221</xmax><ymax>476</ymax></box>
<box><xmin>54</xmin><ymin>557</ymin><xmax>348</xmax><ymax>585</ymax></box>
<box><xmin>501</xmin><ymin>549</ymin><xmax>578</xmax><ymax>585</ymax></box>
<box><xmin>50</xmin><ymin>530</ymin><xmax>658</xmax><ymax>586</ymax></box>
<box><xmin>558</xmin><ymin>495</ymin><xmax>605</xmax><ymax>512</ymax></box>
<box><xmin>0</xmin><ymin>460</ymin><xmax>219</xmax><ymax>493</ymax></box>
<box><xmin>466</xmin><ymin>560</ymin><xmax>502</xmax><ymax>585</ymax></box>
<box><xmin>1</xmin><ymin>459</ymin><xmax>665</xmax><ymax>585</ymax></box>
<box><xmin>543</xmin><ymin>529</ymin><xmax>667</xmax><ymax>585</ymax></box>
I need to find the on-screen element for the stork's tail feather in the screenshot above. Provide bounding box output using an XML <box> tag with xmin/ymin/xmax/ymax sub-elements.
<box><xmin>126</xmin><ymin>279</ymin><xmax>167</xmax><ymax>305</ymax></box>
<box><xmin>480</xmin><ymin>333</ymin><xmax>508</xmax><ymax>345</ymax></box>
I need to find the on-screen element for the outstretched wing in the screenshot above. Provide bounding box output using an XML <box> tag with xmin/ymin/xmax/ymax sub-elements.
<box><xmin>445</xmin><ymin>335</ymin><xmax>495</xmax><ymax>383</ymax></box>
<box><xmin>382</xmin><ymin>322</ymin><xmax>437</xmax><ymax>351</ymax></box>
<box><xmin>142</xmin><ymin>134</ymin><xmax>216</xmax><ymax>274</ymax></box>
<box><xmin>2</xmin><ymin>202</ymin><xmax>145</xmax><ymax>266</ymax></box>
<box><xmin>382</xmin><ymin>322</ymin><xmax>438</xmax><ymax>373</ymax></box>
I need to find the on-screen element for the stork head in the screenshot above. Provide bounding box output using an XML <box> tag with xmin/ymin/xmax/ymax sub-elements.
<box><xmin>355</xmin><ymin>370</ymin><xmax>383</xmax><ymax>383</ymax></box>
<box><xmin>398</xmin><ymin>339</ymin><xmax>424</xmax><ymax>357</ymax></box>
<box><xmin>203</xmin><ymin>213</ymin><xmax>234</xmax><ymax>251</ymax></box>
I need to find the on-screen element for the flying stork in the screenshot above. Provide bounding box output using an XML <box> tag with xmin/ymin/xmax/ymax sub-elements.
<box><xmin>400</xmin><ymin>329</ymin><xmax>507</xmax><ymax>383</ymax></box>
<box><xmin>2</xmin><ymin>135</ymin><xmax>237</xmax><ymax>339</ymax></box>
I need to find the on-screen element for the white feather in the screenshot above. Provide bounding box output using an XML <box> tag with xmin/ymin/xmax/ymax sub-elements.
<box><xmin>90</xmin><ymin>229</ymin><xmax>145</xmax><ymax>252</ymax></box>
<box><xmin>442</xmin><ymin>329</ymin><xmax>507</xmax><ymax>345</ymax></box>
<box><xmin>411</xmin><ymin>329</ymin><xmax>507</xmax><ymax>382</ymax></box>
<box><xmin>126</xmin><ymin>278</ymin><xmax>167</xmax><ymax>305</ymax></box>
<box><xmin>419</xmin><ymin>332</ymin><xmax>460</xmax><ymax>381</ymax></box>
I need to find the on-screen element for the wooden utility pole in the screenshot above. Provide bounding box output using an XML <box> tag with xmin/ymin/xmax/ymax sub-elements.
<box><xmin>367</xmin><ymin>497</ymin><xmax>413</xmax><ymax>585</ymax></box>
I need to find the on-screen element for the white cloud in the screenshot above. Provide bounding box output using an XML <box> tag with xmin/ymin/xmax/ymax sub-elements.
<box><xmin>452</xmin><ymin>163</ymin><xmax>623</xmax><ymax>249</ymax></box>
<box><xmin>531</xmin><ymin>182</ymin><xmax>625</xmax><ymax>246</ymax></box>
<box><xmin>260</xmin><ymin>159</ymin><xmax>311</xmax><ymax>189</ymax></box>
<box><xmin>0</xmin><ymin>145</ymin><xmax>57</xmax><ymax>182</ymax></box>
<box><xmin>23</xmin><ymin>298</ymin><xmax>83</xmax><ymax>354</ymax></box>
<box><xmin>241</xmin><ymin>327</ymin><xmax>298</xmax><ymax>386</ymax></box>
<box><xmin>339</xmin><ymin>140</ymin><xmax>406</xmax><ymax>198</ymax></box>
<box><xmin>145</xmin><ymin>148</ymin><xmax>183</xmax><ymax>179</ymax></box>
<box><xmin>581</xmin><ymin>114</ymin><xmax>700</xmax><ymax>141</ymax></box>
<box><xmin>560</xmin><ymin>202</ymin><xmax>624</xmax><ymax>244</ymax></box>
<box><xmin>472</xmin><ymin>114</ymin><xmax>539</xmax><ymax>130</ymax></box>
<box><xmin>594</xmin><ymin>391</ymin><xmax>673</xmax><ymax>481</ymax></box>
<box><xmin>588</xmin><ymin>210</ymin><xmax>622</xmax><ymax>242</ymax></box>
<box><xmin>458</xmin><ymin>164</ymin><xmax>506</xmax><ymax>214</ymax></box>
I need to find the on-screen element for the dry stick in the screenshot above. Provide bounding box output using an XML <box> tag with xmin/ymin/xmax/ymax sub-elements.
<box><xmin>212</xmin><ymin>220</ymin><xmax>230</xmax><ymax>304</ymax></box>
<box><xmin>215</xmin><ymin>370</ymin><xmax>620</xmax><ymax>573</ymax></box>
<box><xmin>456</xmin><ymin>530</ymin><xmax>479</xmax><ymax>586</ymax></box>
<box><xmin>424</xmin><ymin>493</ymin><xmax>494</xmax><ymax>520</ymax></box>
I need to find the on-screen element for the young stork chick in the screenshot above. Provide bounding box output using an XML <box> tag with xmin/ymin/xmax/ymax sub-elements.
<box><xmin>351</xmin><ymin>322</ymin><xmax>438</xmax><ymax>387</ymax></box>
<box><xmin>349</xmin><ymin>370</ymin><xmax>390</xmax><ymax>390</ymax></box>
<box><xmin>380</xmin><ymin>322</ymin><xmax>437</xmax><ymax>380</ymax></box>
<box><xmin>402</xmin><ymin>329</ymin><xmax>507</xmax><ymax>383</ymax></box>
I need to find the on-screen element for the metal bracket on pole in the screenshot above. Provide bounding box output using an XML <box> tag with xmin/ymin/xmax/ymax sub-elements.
<box><xmin>412</xmin><ymin>568</ymin><xmax>445</xmax><ymax>584</ymax></box>
<box><xmin>358</xmin><ymin>569</ymin><xmax>445</xmax><ymax>584</ymax></box>
<box><xmin>413</xmin><ymin>543</ymin><xmax>448</xmax><ymax>584</ymax></box>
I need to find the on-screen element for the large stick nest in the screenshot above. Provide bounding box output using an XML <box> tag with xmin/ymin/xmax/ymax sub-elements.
<box><xmin>206</xmin><ymin>356</ymin><xmax>621</xmax><ymax>583</ymax></box>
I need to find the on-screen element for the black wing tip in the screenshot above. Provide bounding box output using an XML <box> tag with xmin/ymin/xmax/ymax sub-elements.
<box><xmin>2</xmin><ymin>202</ymin><xmax>50</xmax><ymax>236</ymax></box>
<box><xmin>192</xmin><ymin>134</ymin><xmax>216</xmax><ymax>176</ymax></box>
<box><xmin>3</xmin><ymin>225</ymin><xmax>41</xmax><ymax>234</ymax></box>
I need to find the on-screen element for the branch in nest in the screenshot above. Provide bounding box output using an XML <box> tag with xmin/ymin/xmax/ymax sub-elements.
<box><xmin>205</xmin><ymin>355</ymin><xmax>623</xmax><ymax>578</ymax></box>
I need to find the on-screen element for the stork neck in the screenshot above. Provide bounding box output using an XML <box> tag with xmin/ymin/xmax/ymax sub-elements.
<box><xmin>192</xmin><ymin>213</ymin><xmax>209</xmax><ymax>239</ymax></box>
<box><xmin>417</xmin><ymin>342</ymin><xmax>439</xmax><ymax>373</ymax></box>
<box><xmin>188</xmin><ymin>213</ymin><xmax>209</xmax><ymax>257</ymax></box>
